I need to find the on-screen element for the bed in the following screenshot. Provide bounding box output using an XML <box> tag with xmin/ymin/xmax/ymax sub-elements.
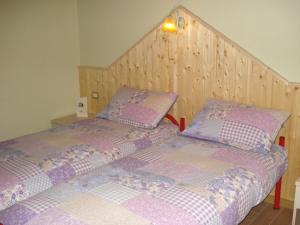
<box><xmin>0</xmin><ymin>91</ymin><xmax>290</xmax><ymax>225</ymax></box>
<box><xmin>0</xmin><ymin>118</ymin><xmax>180</xmax><ymax>211</ymax></box>
<box><xmin>0</xmin><ymin>87</ymin><xmax>180</xmax><ymax>211</ymax></box>
<box><xmin>0</xmin><ymin>135</ymin><xmax>287</xmax><ymax>225</ymax></box>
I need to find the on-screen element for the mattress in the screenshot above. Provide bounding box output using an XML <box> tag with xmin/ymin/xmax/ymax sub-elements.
<box><xmin>0</xmin><ymin>118</ymin><xmax>177</xmax><ymax>211</ymax></box>
<box><xmin>0</xmin><ymin>135</ymin><xmax>287</xmax><ymax>225</ymax></box>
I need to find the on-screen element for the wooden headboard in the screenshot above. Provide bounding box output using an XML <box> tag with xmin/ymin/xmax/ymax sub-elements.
<box><xmin>79</xmin><ymin>6</ymin><xmax>300</xmax><ymax>203</ymax></box>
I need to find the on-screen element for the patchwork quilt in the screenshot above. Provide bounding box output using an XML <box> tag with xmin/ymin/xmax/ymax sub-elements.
<box><xmin>0</xmin><ymin>118</ymin><xmax>177</xmax><ymax>211</ymax></box>
<box><xmin>0</xmin><ymin>136</ymin><xmax>287</xmax><ymax>225</ymax></box>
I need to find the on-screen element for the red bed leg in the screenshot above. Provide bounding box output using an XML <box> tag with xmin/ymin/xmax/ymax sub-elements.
<box><xmin>274</xmin><ymin>136</ymin><xmax>285</xmax><ymax>209</ymax></box>
<box><xmin>179</xmin><ymin>118</ymin><xmax>185</xmax><ymax>132</ymax></box>
<box><xmin>279</xmin><ymin>136</ymin><xmax>285</xmax><ymax>147</ymax></box>
<box><xmin>274</xmin><ymin>178</ymin><xmax>282</xmax><ymax>209</ymax></box>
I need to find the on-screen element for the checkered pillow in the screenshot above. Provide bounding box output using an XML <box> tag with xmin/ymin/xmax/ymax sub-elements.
<box><xmin>97</xmin><ymin>86</ymin><xmax>177</xmax><ymax>129</ymax></box>
<box><xmin>182</xmin><ymin>99</ymin><xmax>290</xmax><ymax>153</ymax></box>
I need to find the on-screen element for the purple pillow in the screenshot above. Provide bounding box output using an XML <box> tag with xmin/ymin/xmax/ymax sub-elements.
<box><xmin>97</xmin><ymin>86</ymin><xmax>177</xmax><ymax>129</ymax></box>
<box><xmin>182</xmin><ymin>99</ymin><xmax>290</xmax><ymax>153</ymax></box>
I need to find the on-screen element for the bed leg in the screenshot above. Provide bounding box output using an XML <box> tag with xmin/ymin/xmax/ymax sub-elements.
<box><xmin>273</xmin><ymin>136</ymin><xmax>285</xmax><ymax>209</ymax></box>
<box><xmin>279</xmin><ymin>136</ymin><xmax>285</xmax><ymax>147</ymax></box>
<box><xmin>179</xmin><ymin>118</ymin><xmax>185</xmax><ymax>132</ymax></box>
<box><xmin>274</xmin><ymin>178</ymin><xmax>282</xmax><ymax>209</ymax></box>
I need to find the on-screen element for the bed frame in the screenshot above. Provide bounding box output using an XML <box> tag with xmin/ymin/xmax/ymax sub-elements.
<box><xmin>170</xmin><ymin>114</ymin><xmax>285</xmax><ymax>210</ymax></box>
<box><xmin>274</xmin><ymin>136</ymin><xmax>285</xmax><ymax>209</ymax></box>
<box><xmin>0</xmin><ymin>116</ymin><xmax>283</xmax><ymax>225</ymax></box>
<box><xmin>165</xmin><ymin>114</ymin><xmax>185</xmax><ymax>132</ymax></box>
<box><xmin>0</xmin><ymin>114</ymin><xmax>283</xmax><ymax>225</ymax></box>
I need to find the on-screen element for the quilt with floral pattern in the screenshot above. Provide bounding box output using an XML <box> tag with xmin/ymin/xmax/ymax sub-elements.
<box><xmin>0</xmin><ymin>118</ymin><xmax>177</xmax><ymax>211</ymax></box>
<box><xmin>0</xmin><ymin>136</ymin><xmax>287</xmax><ymax>225</ymax></box>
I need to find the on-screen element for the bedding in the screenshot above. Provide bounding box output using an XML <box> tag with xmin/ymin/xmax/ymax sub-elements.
<box><xmin>0</xmin><ymin>135</ymin><xmax>287</xmax><ymax>225</ymax></box>
<box><xmin>0</xmin><ymin>118</ymin><xmax>177</xmax><ymax>211</ymax></box>
<box><xmin>98</xmin><ymin>86</ymin><xmax>177</xmax><ymax>129</ymax></box>
<box><xmin>182</xmin><ymin>99</ymin><xmax>290</xmax><ymax>153</ymax></box>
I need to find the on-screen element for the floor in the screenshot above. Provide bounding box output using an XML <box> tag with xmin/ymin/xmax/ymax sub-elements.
<box><xmin>239</xmin><ymin>202</ymin><xmax>297</xmax><ymax>225</ymax></box>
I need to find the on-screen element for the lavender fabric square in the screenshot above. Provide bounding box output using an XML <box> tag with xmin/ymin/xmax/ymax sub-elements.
<box><xmin>25</xmin><ymin>208</ymin><xmax>86</xmax><ymax>225</ymax></box>
<box><xmin>47</xmin><ymin>163</ymin><xmax>76</xmax><ymax>185</ymax></box>
<box><xmin>154</xmin><ymin>186</ymin><xmax>221</xmax><ymax>224</ymax></box>
<box><xmin>111</xmin><ymin>157</ymin><xmax>148</xmax><ymax>171</ymax></box>
<box><xmin>220</xmin><ymin>200</ymin><xmax>239</xmax><ymax>225</ymax></box>
<box><xmin>97</xmin><ymin>86</ymin><xmax>177</xmax><ymax>128</ymax></box>
<box><xmin>121</xmin><ymin>103</ymin><xmax>158</xmax><ymax>124</ymax></box>
<box><xmin>134</xmin><ymin>137</ymin><xmax>152</xmax><ymax>149</ymax></box>
<box><xmin>182</xmin><ymin>99</ymin><xmax>290</xmax><ymax>152</ymax></box>
<box><xmin>123</xmin><ymin>194</ymin><xmax>199</xmax><ymax>225</ymax></box>
<box><xmin>0</xmin><ymin>204</ymin><xmax>36</xmax><ymax>225</ymax></box>
<box><xmin>0</xmin><ymin>167</ymin><xmax>20</xmax><ymax>191</ymax></box>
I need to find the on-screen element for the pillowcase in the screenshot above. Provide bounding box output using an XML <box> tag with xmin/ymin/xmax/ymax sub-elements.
<box><xmin>97</xmin><ymin>86</ymin><xmax>177</xmax><ymax>129</ymax></box>
<box><xmin>181</xmin><ymin>99</ymin><xmax>290</xmax><ymax>153</ymax></box>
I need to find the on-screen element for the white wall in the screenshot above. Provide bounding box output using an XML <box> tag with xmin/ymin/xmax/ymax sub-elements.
<box><xmin>77</xmin><ymin>0</ymin><xmax>300</xmax><ymax>82</ymax></box>
<box><xmin>0</xmin><ymin>0</ymin><xmax>80</xmax><ymax>141</ymax></box>
<box><xmin>77</xmin><ymin>0</ymin><xmax>175</xmax><ymax>67</ymax></box>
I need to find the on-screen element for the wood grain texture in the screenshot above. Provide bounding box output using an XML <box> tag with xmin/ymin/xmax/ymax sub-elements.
<box><xmin>79</xmin><ymin>6</ymin><xmax>300</xmax><ymax>202</ymax></box>
<box><xmin>239</xmin><ymin>202</ymin><xmax>294</xmax><ymax>225</ymax></box>
<box><xmin>51</xmin><ymin>113</ymin><xmax>96</xmax><ymax>128</ymax></box>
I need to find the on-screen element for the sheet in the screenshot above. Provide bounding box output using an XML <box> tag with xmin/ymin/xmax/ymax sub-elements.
<box><xmin>0</xmin><ymin>136</ymin><xmax>287</xmax><ymax>225</ymax></box>
<box><xmin>0</xmin><ymin>118</ymin><xmax>177</xmax><ymax>210</ymax></box>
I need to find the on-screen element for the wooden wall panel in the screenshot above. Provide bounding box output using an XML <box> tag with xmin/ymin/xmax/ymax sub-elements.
<box><xmin>79</xmin><ymin>6</ymin><xmax>300</xmax><ymax>202</ymax></box>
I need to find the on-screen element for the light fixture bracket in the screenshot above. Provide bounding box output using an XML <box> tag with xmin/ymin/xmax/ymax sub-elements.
<box><xmin>162</xmin><ymin>10</ymin><xmax>185</xmax><ymax>32</ymax></box>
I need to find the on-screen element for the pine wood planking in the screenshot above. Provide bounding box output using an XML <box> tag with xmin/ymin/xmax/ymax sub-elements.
<box><xmin>78</xmin><ymin>6</ymin><xmax>300</xmax><ymax>202</ymax></box>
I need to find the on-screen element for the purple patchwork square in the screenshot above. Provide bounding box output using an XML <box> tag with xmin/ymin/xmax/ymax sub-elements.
<box><xmin>47</xmin><ymin>163</ymin><xmax>76</xmax><ymax>185</ymax></box>
<box><xmin>134</xmin><ymin>137</ymin><xmax>152</xmax><ymax>149</ymax></box>
<box><xmin>121</xmin><ymin>103</ymin><xmax>158</xmax><ymax>124</ymax></box>
<box><xmin>154</xmin><ymin>186</ymin><xmax>220</xmax><ymax>224</ymax></box>
<box><xmin>0</xmin><ymin>158</ymin><xmax>42</xmax><ymax>181</ymax></box>
<box><xmin>0</xmin><ymin>167</ymin><xmax>20</xmax><ymax>191</ymax></box>
<box><xmin>220</xmin><ymin>120</ymin><xmax>265</xmax><ymax>149</ymax></box>
<box><xmin>0</xmin><ymin>204</ymin><xmax>36</xmax><ymax>225</ymax></box>
<box><xmin>141</xmin><ymin>160</ymin><xmax>200</xmax><ymax>182</ymax></box>
<box><xmin>227</xmin><ymin>108</ymin><xmax>277</xmax><ymax>135</ymax></box>
<box><xmin>220</xmin><ymin>200</ymin><xmax>239</xmax><ymax>225</ymax></box>
<box><xmin>123</xmin><ymin>194</ymin><xmax>199</xmax><ymax>225</ymax></box>
<box><xmin>21</xmin><ymin>208</ymin><xmax>86</xmax><ymax>225</ymax></box>
<box><xmin>111</xmin><ymin>157</ymin><xmax>148</xmax><ymax>171</ymax></box>
<box><xmin>75</xmin><ymin>133</ymin><xmax>114</xmax><ymax>151</ymax></box>
<box><xmin>211</xmin><ymin>150</ymin><xmax>267</xmax><ymax>180</ymax></box>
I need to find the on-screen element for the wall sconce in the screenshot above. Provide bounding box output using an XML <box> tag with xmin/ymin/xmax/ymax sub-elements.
<box><xmin>162</xmin><ymin>10</ymin><xmax>185</xmax><ymax>32</ymax></box>
<box><xmin>162</xmin><ymin>17</ymin><xmax>177</xmax><ymax>32</ymax></box>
